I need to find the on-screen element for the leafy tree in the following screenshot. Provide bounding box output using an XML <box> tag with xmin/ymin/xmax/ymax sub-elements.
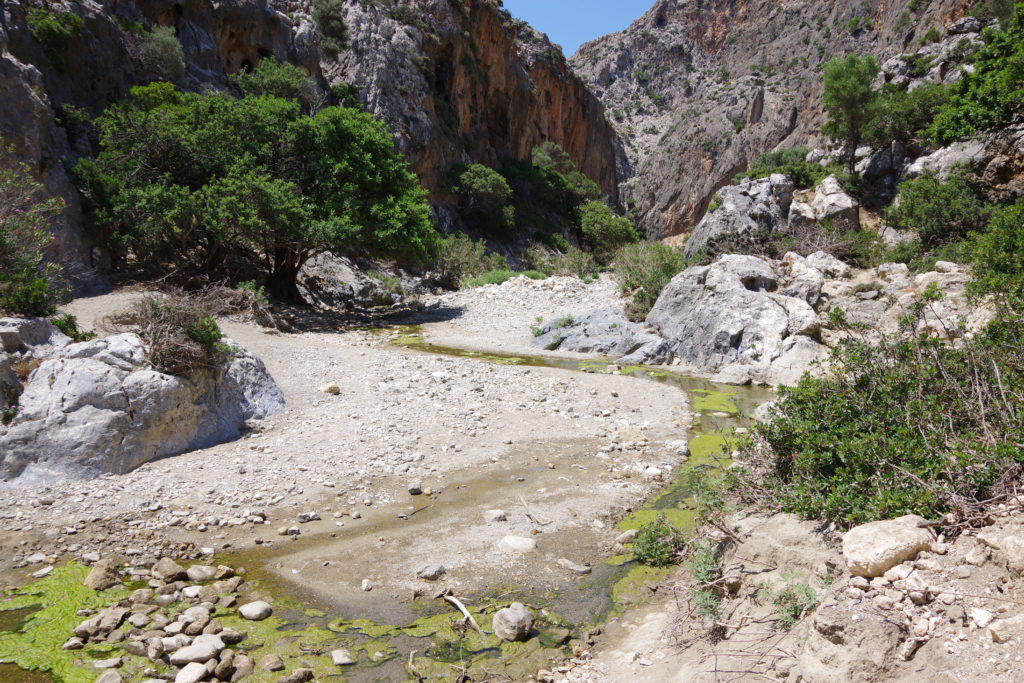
<box><xmin>822</xmin><ymin>54</ymin><xmax>880</xmax><ymax>171</ymax></box>
<box><xmin>455</xmin><ymin>164</ymin><xmax>512</xmax><ymax>213</ymax></box>
<box><xmin>863</xmin><ymin>82</ymin><xmax>950</xmax><ymax>146</ymax></box>
<box><xmin>312</xmin><ymin>0</ymin><xmax>349</xmax><ymax>55</ymax></box>
<box><xmin>76</xmin><ymin>78</ymin><xmax>437</xmax><ymax>301</ymax></box>
<box><xmin>928</xmin><ymin>5</ymin><xmax>1024</xmax><ymax>144</ymax></box>
<box><xmin>0</xmin><ymin>154</ymin><xmax>66</xmax><ymax>316</ymax></box>
<box><xmin>25</xmin><ymin>7</ymin><xmax>83</xmax><ymax>71</ymax></box>
<box><xmin>139</xmin><ymin>26</ymin><xmax>185</xmax><ymax>81</ymax></box>
<box><xmin>971</xmin><ymin>201</ymin><xmax>1024</xmax><ymax>298</ymax></box>
<box><xmin>886</xmin><ymin>168</ymin><xmax>991</xmax><ymax>248</ymax></box>
<box><xmin>578</xmin><ymin>200</ymin><xmax>638</xmax><ymax>262</ymax></box>
<box><xmin>232</xmin><ymin>59</ymin><xmax>324</xmax><ymax>113</ymax></box>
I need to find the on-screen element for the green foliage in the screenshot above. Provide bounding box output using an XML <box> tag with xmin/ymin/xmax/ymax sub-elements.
<box><xmin>634</xmin><ymin>514</ymin><xmax>686</xmax><ymax>567</ymax></box>
<box><xmin>929</xmin><ymin>6</ymin><xmax>1024</xmax><ymax>143</ymax></box>
<box><xmin>971</xmin><ymin>201</ymin><xmax>1024</xmax><ymax>298</ymax></box>
<box><xmin>432</xmin><ymin>233</ymin><xmax>505</xmax><ymax>289</ymax></box>
<box><xmin>76</xmin><ymin>78</ymin><xmax>437</xmax><ymax>300</ymax></box>
<box><xmin>970</xmin><ymin>0</ymin><xmax>1016</xmax><ymax>27</ymax></box>
<box><xmin>822</xmin><ymin>54</ymin><xmax>880</xmax><ymax>169</ymax></box>
<box><xmin>886</xmin><ymin>168</ymin><xmax>991</xmax><ymax>248</ymax></box>
<box><xmin>920</xmin><ymin>26</ymin><xmax>941</xmax><ymax>44</ymax></box>
<box><xmin>232</xmin><ymin>59</ymin><xmax>323</xmax><ymax>113</ymax></box>
<box><xmin>758</xmin><ymin>577</ymin><xmax>819</xmax><ymax>629</ymax></box>
<box><xmin>312</xmin><ymin>0</ymin><xmax>349</xmax><ymax>54</ymax></box>
<box><xmin>139</xmin><ymin>26</ymin><xmax>185</xmax><ymax>81</ymax></box>
<box><xmin>461</xmin><ymin>269</ymin><xmax>545</xmax><ymax>288</ymax></box>
<box><xmin>235</xmin><ymin>280</ymin><xmax>269</xmax><ymax>305</ymax></box>
<box><xmin>745</xmin><ymin>302</ymin><xmax>1024</xmax><ymax>528</ymax></box>
<box><xmin>863</xmin><ymin>82</ymin><xmax>950</xmax><ymax>146</ymax></box>
<box><xmin>611</xmin><ymin>242</ymin><xmax>690</xmax><ymax>321</ymax></box>
<box><xmin>684</xmin><ymin>539</ymin><xmax>722</xmax><ymax>620</ymax></box>
<box><xmin>0</xmin><ymin>154</ymin><xmax>66</xmax><ymax>316</ymax></box>
<box><xmin>578</xmin><ymin>201</ymin><xmax>638</xmax><ymax>263</ymax></box>
<box><xmin>733</xmin><ymin>147</ymin><xmax>832</xmax><ymax>189</ymax></box>
<box><xmin>26</xmin><ymin>7</ymin><xmax>83</xmax><ymax>71</ymax></box>
<box><xmin>455</xmin><ymin>164</ymin><xmax>515</xmax><ymax>234</ymax></box>
<box><xmin>49</xmin><ymin>314</ymin><xmax>96</xmax><ymax>342</ymax></box>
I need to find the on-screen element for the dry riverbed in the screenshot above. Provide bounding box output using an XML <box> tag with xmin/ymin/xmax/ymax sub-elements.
<box><xmin>0</xmin><ymin>277</ymin><xmax>718</xmax><ymax>680</ymax></box>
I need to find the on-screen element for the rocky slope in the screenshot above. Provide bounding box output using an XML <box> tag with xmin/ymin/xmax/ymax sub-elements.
<box><xmin>571</xmin><ymin>0</ymin><xmax>972</xmax><ymax>239</ymax></box>
<box><xmin>0</xmin><ymin>0</ymin><xmax>623</xmax><ymax>281</ymax></box>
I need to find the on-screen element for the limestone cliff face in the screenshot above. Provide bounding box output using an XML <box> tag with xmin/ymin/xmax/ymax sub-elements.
<box><xmin>0</xmin><ymin>0</ymin><xmax>623</xmax><ymax>279</ymax></box>
<box><xmin>572</xmin><ymin>0</ymin><xmax>971</xmax><ymax>240</ymax></box>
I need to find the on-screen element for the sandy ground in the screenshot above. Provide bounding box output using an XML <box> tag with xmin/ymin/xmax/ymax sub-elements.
<box><xmin>0</xmin><ymin>279</ymin><xmax>693</xmax><ymax>627</ymax></box>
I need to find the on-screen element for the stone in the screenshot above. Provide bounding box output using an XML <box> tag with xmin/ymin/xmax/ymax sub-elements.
<box><xmin>318</xmin><ymin>384</ymin><xmax>341</xmax><ymax>395</ymax></box>
<box><xmin>615</xmin><ymin>529</ymin><xmax>638</xmax><ymax>545</ymax></box>
<box><xmin>186</xmin><ymin>565</ymin><xmax>217</xmax><ymax>582</ymax></box>
<box><xmin>810</xmin><ymin>175</ymin><xmax>860</xmax><ymax>233</ymax></box>
<box><xmin>684</xmin><ymin>175</ymin><xmax>793</xmax><ymax>257</ymax></box>
<box><xmin>842</xmin><ymin>515</ymin><xmax>932</xmax><ymax>577</ymax></box>
<box><xmin>484</xmin><ymin>509</ymin><xmax>507</xmax><ymax>523</ymax></box>
<box><xmin>231</xmin><ymin>654</ymin><xmax>254</xmax><ymax>681</ymax></box>
<box><xmin>61</xmin><ymin>637</ymin><xmax>84</xmax><ymax>650</ymax></box>
<box><xmin>278</xmin><ymin>669</ymin><xmax>313</xmax><ymax>683</ymax></box>
<box><xmin>95</xmin><ymin>672</ymin><xmax>123</xmax><ymax>683</ymax></box>
<box><xmin>152</xmin><ymin>557</ymin><xmax>187</xmax><ymax>582</ymax></box>
<box><xmin>531</xmin><ymin>308</ymin><xmax>662</xmax><ymax>357</ymax></box>
<box><xmin>331</xmin><ymin>648</ymin><xmax>356</xmax><ymax>665</ymax></box>
<box><xmin>499</xmin><ymin>535</ymin><xmax>538</xmax><ymax>554</ymax></box>
<box><xmin>92</xmin><ymin>657</ymin><xmax>122</xmax><ymax>669</ymax></box>
<box><xmin>175</xmin><ymin>662</ymin><xmax>208</xmax><ymax>683</ymax></box>
<box><xmin>966</xmin><ymin>544</ymin><xmax>991</xmax><ymax>567</ymax></box>
<box><xmin>238</xmin><ymin>601</ymin><xmax>272</xmax><ymax>621</ymax></box>
<box><xmin>31</xmin><ymin>566</ymin><xmax>53</xmax><ymax>579</ymax></box>
<box><xmin>972</xmin><ymin>608</ymin><xmax>995</xmax><ymax>628</ymax></box>
<box><xmin>0</xmin><ymin>334</ymin><xmax>285</xmax><ymax>484</ymax></box>
<box><xmin>1000</xmin><ymin>535</ymin><xmax>1024</xmax><ymax>573</ymax></box>
<box><xmin>417</xmin><ymin>564</ymin><xmax>445</xmax><ymax>580</ymax></box>
<box><xmin>168</xmin><ymin>634</ymin><xmax>224</xmax><ymax>665</ymax></box>
<box><xmin>492</xmin><ymin>602</ymin><xmax>534</xmax><ymax>642</ymax></box>
<box><xmin>220</xmin><ymin>628</ymin><xmax>244</xmax><ymax>645</ymax></box>
<box><xmin>989</xmin><ymin>614</ymin><xmax>1024</xmax><ymax>644</ymax></box>
<box><xmin>83</xmin><ymin>558</ymin><xmax>120</xmax><ymax>591</ymax></box>
<box><xmin>259</xmin><ymin>653</ymin><xmax>285</xmax><ymax>671</ymax></box>
<box><xmin>408</xmin><ymin>482</ymin><xmax>423</xmax><ymax>495</ymax></box>
<box><xmin>361</xmin><ymin>579</ymin><xmax>373</xmax><ymax>591</ymax></box>
<box><xmin>557</xmin><ymin>558</ymin><xmax>592</xmax><ymax>575</ymax></box>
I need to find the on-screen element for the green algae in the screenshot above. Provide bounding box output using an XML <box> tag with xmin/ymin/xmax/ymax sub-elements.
<box><xmin>0</xmin><ymin>563</ymin><xmax>132</xmax><ymax>683</ymax></box>
<box><xmin>690</xmin><ymin>389</ymin><xmax>740</xmax><ymax>414</ymax></box>
<box><xmin>610</xmin><ymin>564</ymin><xmax>674</xmax><ymax>611</ymax></box>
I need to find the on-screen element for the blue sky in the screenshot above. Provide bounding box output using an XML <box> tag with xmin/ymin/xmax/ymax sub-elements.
<box><xmin>503</xmin><ymin>0</ymin><xmax>650</xmax><ymax>56</ymax></box>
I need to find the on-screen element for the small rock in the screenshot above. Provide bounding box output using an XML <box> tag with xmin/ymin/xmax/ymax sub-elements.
<box><xmin>168</xmin><ymin>634</ymin><xmax>224</xmax><ymax>665</ymax></box>
<box><xmin>966</xmin><ymin>545</ymin><xmax>990</xmax><ymax>567</ymax></box>
<box><xmin>93</xmin><ymin>657</ymin><xmax>122</xmax><ymax>669</ymax></box>
<box><xmin>186</xmin><ymin>565</ymin><xmax>217</xmax><ymax>582</ymax></box>
<box><xmin>83</xmin><ymin>558</ymin><xmax>121</xmax><ymax>591</ymax></box>
<box><xmin>417</xmin><ymin>564</ymin><xmax>445</xmax><ymax>581</ymax></box>
<box><xmin>95</xmin><ymin>671</ymin><xmax>122</xmax><ymax>683</ymax></box>
<box><xmin>990</xmin><ymin>614</ymin><xmax>1024</xmax><ymax>643</ymax></box>
<box><xmin>557</xmin><ymin>558</ymin><xmax>592</xmax><ymax>575</ymax></box>
<box><xmin>615</xmin><ymin>529</ymin><xmax>638</xmax><ymax>545</ymax></box>
<box><xmin>259</xmin><ymin>653</ymin><xmax>285</xmax><ymax>671</ymax></box>
<box><xmin>297</xmin><ymin>512</ymin><xmax>320</xmax><ymax>523</ymax></box>
<box><xmin>484</xmin><ymin>509</ymin><xmax>507</xmax><ymax>523</ymax></box>
<box><xmin>231</xmin><ymin>654</ymin><xmax>254</xmax><ymax>681</ymax></box>
<box><xmin>319</xmin><ymin>384</ymin><xmax>340</xmax><ymax>395</ymax></box>
<box><xmin>278</xmin><ymin>669</ymin><xmax>313</xmax><ymax>683</ymax></box>
<box><xmin>499</xmin><ymin>535</ymin><xmax>538</xmax><ymax>554</ymax></box>
<box><xmin>493</xmin><ymin>602</ymin><xmax>534</xmax><ymax>642</ymax></box>
<box><xmin>175</xmin><ymin>662</ymin><xmax>208</xmax><ymax>683</ymax></box>
<box><xmin>972</xmin><ymin>608</ymin><xmax>995</xmax><ymax>628</ymax></box>
<box><xmin>842</xmin><ymin>515</ymin><xmax>932</xmax><ymax>577</ymax></box>
<box><xmin>61</xmin><ymin>637</ymin><xmax>84</xmax><ymax>650</ymax></box>
<box><xmin>152</xmin><ymin>557</ymin><xmax>187</xmax><ymax>581</ymax></box>
<box><xmin>331</xmin><ymin>648</ymin><xmax>356</xmax><ymax>665</ymax></box>
<box><xmin>238</xmin><ymin>601</ymin><xmax>273</xmax><ymax>621</ymax></box>
<box><xmin>31</xmin><ymin>566</ymin><xmax>53</xmax><ymax>579</ymax></box>
<box><xmin>361</xmin><ymin>579</ymin><xmax>373</xmax><ymax>591</ymax></box>
<box><xmin>408</xmin><ymin>483</ymin><xmax>423</xmax><ymax>495</ymax></box>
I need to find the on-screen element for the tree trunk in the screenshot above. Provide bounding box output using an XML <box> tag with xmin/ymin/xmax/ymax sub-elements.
<box><xmin>268</xmin><ymin>248</ymin><xmax>304</xmax><ymax>303</ymax></box>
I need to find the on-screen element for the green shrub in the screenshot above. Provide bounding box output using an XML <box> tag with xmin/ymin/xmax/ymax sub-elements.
<box><xmin>886</xmin><ymin>168</ymin><xmax>991</xmax><ymax>248</ymax></box>
<box><xmin>26</xmin><ymin>7</ymin><xmax>83</xmax><ymax>71</ymax></box>
<box><xmin>462</xmin><ymin>269</ymin><xmax>520</xmax><ymax>288</ymax></box>
<box><xmin>732</xmin><ymin>147</ymin><xmax>833</xmax><ymax>189</ymax></box>
<box><xmin>929</xmin><ymin>6</ymin><xmax>1024</xmax><ymax>143</ymax></box>
<box><xmin>757</xmin><ymin>577</ymin><xmax>819</xmax><ymax>629</ymax></box>
<box><xmin>139</xmin><ymin>26</ymin><xmax>185</xmax><ymax>81</ymax></box>
<box><xmin>433</xmin><ymin>233</ymin><xmax>505</xmax><ymax>289</ymax></box>
<box><xmin>232</xmin><ymin>59</ymin><xmax>323</xmax><ymax>113</ymax></box>
<box><xmin>49</xmin><ymin>314</ymin><xmax>96</xmax><ymax>342</ymax></box>
<box><xmin>234</xmin><ymin>280</ymin><xmax>269</xmax><ymax>305</ymax></box>
<box><xmin>578</xmin><ymin>201</ymin><xmax>639</xmax><ymax>263</ymax></box>
<box><xmin>742</xmin><ymin>297</ymin><xmax>1024</xmax><ymax>528</ymax></box>
<box><xmin>684</xmin><ymin>539</ymin><xmax>722</xmax><ymax>620</ymax></box>
<box><xmin>971</xmin><ymin>201</ymin><xmax>1024</xmax><ymax>298</ymax></box>
<box><xmin>0</xmin><ymin>154</ymin><xmax>66</xmax><ymax>316</ymax></box>
<box><xmin>864</xmin><ymin>82</ymin><xmax>950</xmax><ymax>146</ymax></box>
<box><xmin>455</xmin><ymin>164</ymin><xmax>512</xmax><ymax>211</ymax></box>
<box><xmin>76</xmin><ymin>81</ymin><xmax>437</xmax><ymax>301</ymax></box>
<box><xmin>108</xmin><ymin>296</ymin><xmax>232</xmax><ymax>376</ymax></box>
<box><xmin>312</xmin><ymin>0</ymin><xmax>349</xmax><ymax>54</ymax></box>
<box><xmin>547</xmin><ymin>246</ymin><xmax>599</xmax><ymax>280</ymax></box>
<box><xmin>920</xmin><ymin>26</ymin><xmax>941</xmax><ymax>44</ymax></box>
<box><xmin>634</xmin><ymin>514</ymin><xmax>686</xmax><ymax>567</ymax></box>
<box><xmin>611</xmin><ymin>242</ymin><xmax>691</xmax><ymax>320</ymax></box>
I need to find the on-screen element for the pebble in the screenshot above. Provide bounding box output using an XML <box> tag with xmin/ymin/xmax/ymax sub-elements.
<box><xmin>331</xmin><ymin>648</ymin><xmax>356</xmax><ymax>665</ymax></box>
<box><xmin>557</xmin><ymin>558</ymin><xmax>592</xmax><ymax>575</ymax></box>
<box><xmin>417</xmin><ymin>564</ymin><xmax>446</xmax><ymax>580</ymax></box>
<box><xmin>485</xmin><ymin>509</ymin><xmax>508</xmax><ymax>523</ymax></box>
<box><xmin>238</xmin><ymin>601</ymin><xmax>272</xmax><ymax>621</ymax></box>
<box><xmin>31</xmin><ymin>566</ymin><xmax>54</xmax><ymax>579</ymax></box>
<box><xmin>499</xmin><ymin>535</ymin><xmax>538</xmax><ymax>553</ymax></box>
<box><xmin>361</xmin><ymin>579</ymin><xmax>373</xmax><ymax>591</ymax></box>
<box><xmin>259</xmin><ymin>653</ymin><xmax>285</xmax><ymax>671</ymax></box>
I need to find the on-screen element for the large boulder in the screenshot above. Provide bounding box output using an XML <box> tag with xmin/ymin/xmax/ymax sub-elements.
<box><xmin>645</xmin><ymin>255</ymin><xmax>826</xmax><ymax>385</ymax></box>
<box><xmin>0</xmin><ymin>333</ymin><xmax>284</xmax><ymax>484</ymax></box>
<box><xmin>0</xmin><ymin>317</ymin><xmax>70</xmax><ymax>353</ymax></box>
<box><xmin>684</xmin><ymin>175</ymin><xmax>794</xmax><ymax>257</ymax></box>
<box><xmin>841</xmin><ymin>515</ymin><xmax>933</xmax><ymax>578</ymax></box>
<box><xmin>531</xmin><ymin>308</ymin><xmax>662</xmax><ymax>357</ymax></box>
<box><xmin>298</xmin><ymin>253</ymin><xmax>401</xmax><ymax>309</ymax></box>
<box><xmin>808</xmin><ymin>175</ymin><xmax>860</xmax><ymax>233</ymax></box>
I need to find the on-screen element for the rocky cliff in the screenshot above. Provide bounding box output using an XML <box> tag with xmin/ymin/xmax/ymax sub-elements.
<box><xmin>0</xmin><ymin>0</ymin><xmax>623</xmax><ymax>281</ymax></box>
<box><xmin>572</xmin><ymin>0</ymin><xmax>972</xmax><ymax>240</ymax></box>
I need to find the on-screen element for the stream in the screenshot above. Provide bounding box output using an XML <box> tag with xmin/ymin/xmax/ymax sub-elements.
<box><xmin>0</xmin><ymin>327</ymin><xmax>773</xmax><ymax>682</ymax></box>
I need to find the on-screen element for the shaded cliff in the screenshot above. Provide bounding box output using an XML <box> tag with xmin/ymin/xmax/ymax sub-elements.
<box><xmin>572</xmin><ymin>0</ymin><xmax>972</xmax><ymax>240</ymax></box>
<box><xmin>0</xmin><ymin>0</ymin><xmax>624</xmax><ymax>280</ymax></box>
